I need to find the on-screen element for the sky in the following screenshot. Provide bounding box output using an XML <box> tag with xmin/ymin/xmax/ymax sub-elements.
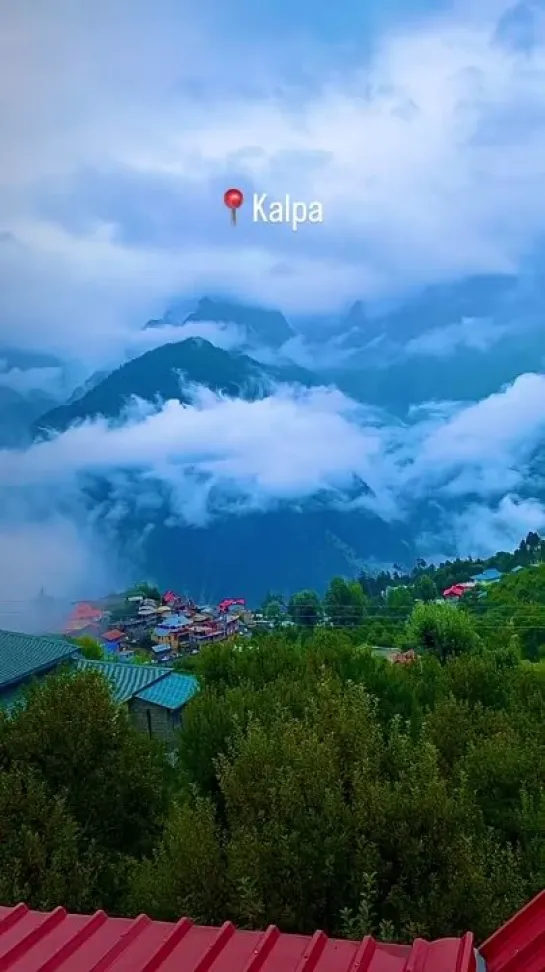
<box><xmin>2</xmin><ymin>0</ymin><xmax>545</xmax><ymax>358</ymax></box>
<box><xmin>2</xmin><ymin>0</ymin><xmax>545</xmax><ymax>616</ymax></box>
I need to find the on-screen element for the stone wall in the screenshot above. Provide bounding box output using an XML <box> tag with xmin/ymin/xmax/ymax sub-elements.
<box><xmin>128</xmin><ymin>698</ymin><xmax>180</xmax><ymax>747</ymax></box>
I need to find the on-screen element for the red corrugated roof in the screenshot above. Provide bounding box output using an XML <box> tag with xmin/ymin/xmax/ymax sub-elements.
<box><xmin>443</xmin><ymin>585</ymin><xmax>466</xmax><ymax>598</ymax></box>
<box><xmin>0</xmin><ymin>905</ymin><xmax>478</xmax><ymax>972</ymax></box>
<box><xmin>480</xmin><ymin>890</ymin><xmax>545</xmax><ymax>972</ymax></box>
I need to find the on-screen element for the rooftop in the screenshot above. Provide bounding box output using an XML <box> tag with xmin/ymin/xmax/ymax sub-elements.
<box><xmin>76</xmin><ymin>660</ymin><xmax>199</xmax><ymax>711</ymax></box>
<box><xmin>135</xmin><ymin>672</ymin><xmax>199</xmax><ymax>710</ymax></box>
<box><xmin>0</xmin><ymin>892</ymin><xmax>542</xmax><ymax>971</ymax></box>
<box><xmin>470</xmin><ymin>568</ymin><xmax>503</xmax><ymax>583</ymax></box>
<box><xmin>75</xmin><ymin>659</ymin><xmax>172</xmax><ymax>704</ymax></box>
<box><xmin>157</xmin><ymin>613</ymin><xmax>192</xmax><ymax>629</ymax></box>
<box><xmin>0</xmin><ymin>630</ymin><xmax>78</xmax><ymax>692</ymax></box>
<box><xmin>0</xmin><ymin>907</ymin><xmax>477</xmax><ymax>972</ymax></box>
<box><xmin>101</xmin><ymin>629</ymin><xmax>125</xmax><ymax>642</ymax></box>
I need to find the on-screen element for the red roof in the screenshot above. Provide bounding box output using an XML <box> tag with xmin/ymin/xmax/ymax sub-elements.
<box><xmin>0</xmin><ymin>904</ymin><xmax>477</xmax><ymax>972</ymax></box>
<box><xmin>101</xmin><ymin>629</ymin><xmax>125</xmax><ymax>642</ymax></box>
<box><xmin>218</xmin><ymin>598</ymin><xmax>245</xmax><ymax>613</ymax></box>
<box><xmin>72</xmin><ymin>603</ymin><xmax>103</xmax><ymax>620</ymax></box>
<box><xmin>480</xmin><ymin>890</ymin><xmax>545</xmax><ymax>972</ymax></box>
<box><xmin>1</xmin><ymin>892</ymin><xmax>544</xmax><ymax>972</ymax></box>
<box><xmin>392</xmin><ymin>649</ymin><xmax>417</xmax><ymax>665</ymax></box>
<box><xmin>443</xmin><ymin>585</ymin><xmax>466</xmax><ymax>598</ymax></box>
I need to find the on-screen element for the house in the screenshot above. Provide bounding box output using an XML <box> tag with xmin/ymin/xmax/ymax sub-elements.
<box><xmin>218</xmin><ymin>597</ymin><xmax>246</xmax><ymax>614</ymax></box>
<box><xmin>0</xmin><ymin>889</ymin><xmax>542</xmax><ymax>972</ymax></box>
<box><xmin>150</xmin><ymin>645</ymin><xmax>173</xmax><ymax>663</ymax></box>
<box><xmin>470</xmin><ymin>568</ymin><xmax>503</xmax><ymax>584</ymax></box>
<box><xmin>100</xmin><ymin>629</ymin><xmax>126</xmax><ymax>654</ymax></box>
<box><xmin>63</xmin><ymin>601</ymin><xmax>103</xmax><ymax>635</ymax></box>
<box><xmin>0</xmin><ymin>629</ymin><xmax>79</xmax><ymax>710</ymax></box>
<box><xmin>155</xmin><ymin>604</ymin><xmax>172</xmax><ymax>617</ymax></box>
<box><xmin>442</xmin><ymin>582</ymin><xmax>475</xmax><ymax>599</ymax></box>
<box><xmin>151</xmin><ymin>612</ymin><xmax>192</xmax><ymax>651</ymax></box>
<box><xmin>76</xmin><ymin>660</ymin><xmax>199</xmax><ymax>744</ymax></box>
<box><xmin>392</xmin><ymin>649</ymin><xmax>417</xmax><ymax>665</ymax></box>
<box><xmin>443</xmin><ymin>584</ymin><xmax>466</xmax><ymax>599</ymax></box>
<box><xmin>0</xmin><ymin>630</ymin><xmax>199</xmax><ymax>745</ymax></box>
<box><xmin>189</xmin><ymin>623</ymin><xmax>224</xmax><ymax>645</ymax></box>
<box><xmin>188</xmin><ymin>613</ymin><xmax>238</xmax><ymax>645</ymax></box>
<box><xmin>138</xmin><ymin>606</ymin><xmax>158</xmax><ymax>619</ymax></box>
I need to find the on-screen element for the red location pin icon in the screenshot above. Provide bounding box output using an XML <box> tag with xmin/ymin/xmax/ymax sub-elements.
<box><xmin>224</xmin><ymin>187</ymin><xmax>244</xmax><ymax>226</ymax></box>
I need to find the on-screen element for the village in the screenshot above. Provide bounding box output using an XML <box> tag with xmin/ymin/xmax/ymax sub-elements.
<box><xmin>62</xmin><ymin>588</ymin><xmax>257</xmax><ymax>663</ymax></box>
<box><xmin>0</xmin><ymin>589</ymin><xmax>270</xmax><ymax>750</ymax></box>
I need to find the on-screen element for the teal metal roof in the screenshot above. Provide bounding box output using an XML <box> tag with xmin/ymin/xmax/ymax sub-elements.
<box><xmin>470</xmin><ymin>568</ymin><xmax>503</xmax><ymax>583</ymax></box>
<box><xmin>0</xmin><ymin>629</ymin><xmax>78</xmax><ymax>691</ymax></box>
<box><xmin>75</xmin><ymin>659</ymin><xmax>171</xmax><ymax>704</ymax></box>
<box><xmin>135</xmin><ymin>673</ymin><xmax>199</xmax><ymax>710</ymax></box>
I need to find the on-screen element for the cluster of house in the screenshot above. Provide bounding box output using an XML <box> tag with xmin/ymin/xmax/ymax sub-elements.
<box><xmin>441</xmin><ymin>566</ymin><xmax>512</xmax><ymax>600</ymax></box>
<box><xmin>63</xmin><ymin>591</ymin><xmax>250</xmax><ymax>663</ymax></box>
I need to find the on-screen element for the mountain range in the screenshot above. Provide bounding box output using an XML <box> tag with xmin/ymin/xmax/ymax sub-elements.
<box><xmin>33</xmin><ymin>338</ymin><xmax>316</xmax><ymax>436</ymax></box>
<box><xmin>8</xmin><ymin>271</ymin><xmax>545</xmax><ymax>600</ymax></box>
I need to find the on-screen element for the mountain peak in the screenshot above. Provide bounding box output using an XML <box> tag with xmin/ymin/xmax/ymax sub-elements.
<box><xmin>184</xmin><ymin>297</ymin><xmax>294</xmax><ymax>348</ymax></box>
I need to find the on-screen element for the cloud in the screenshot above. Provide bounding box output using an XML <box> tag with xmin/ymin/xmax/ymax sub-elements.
<box><xmin>0</xmin><ymin>363</ymin><xmax>64</xmax><ymax>396</ymax></box>
<box><xmin>0</xmin><ymin>386</ymin><xmax>390</xmax><ymax>514</ymax></box>
<box><xmin>0</xmin><ymin>515</ymin><xmax>127</xmax><ymax>632</ymax></box>
<box><xmin>126</xmin><ymin>320</ymin><xmax>248</xmax><ymax>357</ymax></box>
<box><xmin>1</xmin><ymin>368</ymin><xmax>545</xmax><ymax>594</ymax></box>
<box><xmin>404</xmin><ymin>317</ymin><xmax>510</xmax><ymax>357</ymax></box>
<box><xmin>412</xmin><ymin>372</ymin><xmax>545</xmax><ymax>484</ymax></box>
<box><xmin>3</xmin><ymin>1</ymin><xmax>545</xmax><ymax>356</ymax></box>
<box><xmin>446</xmin><ymin>495</ymin><xmax>545</xmax><ymax>557</ymax></box>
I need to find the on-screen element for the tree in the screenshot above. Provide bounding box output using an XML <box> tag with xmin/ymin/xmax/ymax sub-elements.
<box><xmin>413</xmin><ymin>574</ymin><xmax>437</xmax><ymax>603</ymax></box>
<box><xmin>324</xmin><ymin>577</ymin><xmax>367</xmax><ymax>627</ymax></box>
<box><xmin>407</xmin><ymin>602</ymin><xmax>480</xmax><ymax>662</ymax></box>
<box><xmin>287</xmin><ymin>589</ymin><xmax>322</xmax><ymax>627</ymax></box>
<box><xmin>263</xmin><ymin>599</ymin><xmax>284</xmax><ymax>623</ymax></box>
<box><xmin>0</xmin><ymin>764</ymin><xmax>99</xmax><ymax>912</ymax></box>
<box><xmin>128</xmin><ymin>582</ymin><xmax>162</xmax><ymax>602</ymax></box>
<box><xmin>385</xmin><ymin>585</ymin><xmax>414</xmax><ymax>614</ymax></box>
<box><xmin>2</xmin><ymin>669</ymin><xmax>171</xmax><ymax>908</ymax></box>
<box><xmin>72</xmin><ymin>635</ymin><xmax>104</xmax><ymax>660</ymax></box>
<box><xmin>127</xmin><ymin>797</ymin><xmax>227</xmax><ymax>923</ymax></box>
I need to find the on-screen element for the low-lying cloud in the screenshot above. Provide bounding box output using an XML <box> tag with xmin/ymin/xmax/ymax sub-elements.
<box><xmin>1</xmin><ymin>369</ymin><xmax>545</xmax><ymax>618</ymax></box>
<box><xmin>404</xmin><ymin>318</ymin><xmax>511</xmax><ymax>358</ymax></box>
<box><xmin>0</xmin><ymin>362</ymin><xmax>64</xmax><ymax>396</ymax></box>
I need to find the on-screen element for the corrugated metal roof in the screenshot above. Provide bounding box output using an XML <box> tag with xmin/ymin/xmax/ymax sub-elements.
<box><xmin>0</xmin><ymin>905</ymin><xmax>478</xmax><ymax>972</ymax></box>
<box><xmin>470</xmin><ymin>569</ymin><xmax>503</xmax><ymax>583</ymax></box>
<box><xmin>75</xmin><ymin>660</ymin><xmax>171</xmax><ymax>704</ymax></box>
<box><xmin>157</xmin><ymin>614</ymin><xmax>191</xmax><ymax>629</ymax></box>
<box><xmin>136</xmin><ymin>673</ymin><xmax>199</xmax><ymax>710</ymax></box>
<box><xmin>0</xmin><ymin>630</ymin><xmax>78</xmax><ymax>691</ymax></box>
<box><xmin>480</xmin><ymin>890</ymin><xmax>545</xmax><ymax>972</ymax></box>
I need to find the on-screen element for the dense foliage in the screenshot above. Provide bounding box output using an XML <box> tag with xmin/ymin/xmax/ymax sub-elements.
<box><xmin>267</xmin><ymin>534</ymin><xmax>545</xmax><ymax>664</ymax></box>
<box><xmin>1</xmin><ymin>577</ymin><xmax>544</xmax><ymax>943</ymax></box>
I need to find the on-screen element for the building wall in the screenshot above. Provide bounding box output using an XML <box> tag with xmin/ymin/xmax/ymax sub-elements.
<box><xmin>127</xmin><ymin>698</ymin><xmax>180</xmax><ymax>746</ymax></box>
